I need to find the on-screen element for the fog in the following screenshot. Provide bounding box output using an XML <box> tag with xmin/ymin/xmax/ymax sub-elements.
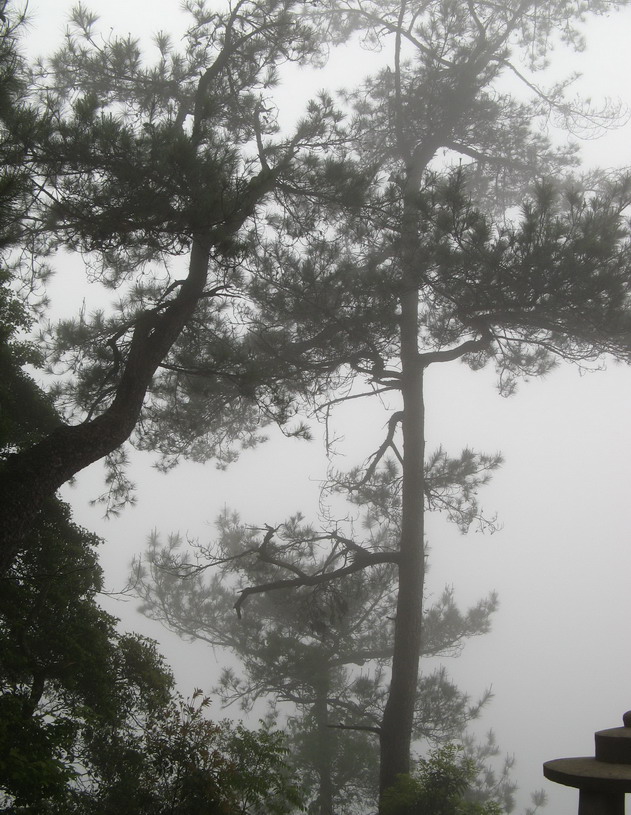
<box><xmin>22</xmin><ymin>2</ymin><xmax>631</xmax><ymax>814</ymax></box>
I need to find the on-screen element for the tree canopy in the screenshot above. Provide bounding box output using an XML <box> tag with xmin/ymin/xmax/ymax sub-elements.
<box><xmin>0</xmin><ymin>0</ymin><xmax>363</xmax><ymax>570</ymax></box>
<box><xmin>220</xmin><ymin>1</ymin><xmax>631</xmax><ymax>799</ymax></box>
<box><xmin>118</xmin><ymin>0</ymin><xmax>631</xmax><ymax>804</ymax></box>
<box><xmin>3</xmin><ymin>1</ymin><xmax>631</xmax><ymax>812</ymax></box>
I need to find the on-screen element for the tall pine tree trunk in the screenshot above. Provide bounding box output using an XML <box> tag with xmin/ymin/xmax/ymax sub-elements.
<box><xmin>378</xmin><ymin>126</ymin><xmax>430</xmax><ymax>801</ymax></box>
<box><xmin>378</xmin><ymin>288</ymin><xmax>426</xmax><ymax>800</ymax></box>
<box><xmin>313</xmin><ymin>674</ymin><xmax>335</xmax><ymax>815</ymax></box>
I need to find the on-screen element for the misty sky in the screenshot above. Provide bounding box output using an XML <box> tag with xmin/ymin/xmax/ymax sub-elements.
<box><xmin>22</xmin><ymin>2</ymin><xmax>631</xmax><ymax>814</ymax></box>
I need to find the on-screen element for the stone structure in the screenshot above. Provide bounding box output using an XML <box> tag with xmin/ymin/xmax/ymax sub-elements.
<box><xmin>544</xmin><ymin>711</ymin><xmax>631</xmax><ymax>815</ymax></box>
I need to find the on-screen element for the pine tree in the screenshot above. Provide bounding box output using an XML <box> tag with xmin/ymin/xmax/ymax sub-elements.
<box><xmin>160</xmin><ymin>1</ymin><xmax>631</xmax><ymax>805</ymax></box>
<box><xmin>133</xmin><ymin>462</ymin><xmax>498</xmax><ymax>813</ymax></box>
<box><xmin>0</xmin><ymin>0</ymin><xmax>358</xmax><ymax>572</ymax></box>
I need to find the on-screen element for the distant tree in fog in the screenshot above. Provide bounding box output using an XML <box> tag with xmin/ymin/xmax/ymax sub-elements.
<box><xmin>133</xmin><ymin>453</ymin><xmax>509</xmax><ymax>815</ymax></box>
<box><xmin>218</xmin><ymin>0</ymin><xmax>631</xmax><ymax>803</ymax></box>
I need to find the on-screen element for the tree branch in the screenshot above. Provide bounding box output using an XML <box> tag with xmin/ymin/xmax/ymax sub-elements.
<box><xmin>328</xmin><ymin>722</ymin><xmax>381</xmax><ymax>736</ymax></box>
<box><xmin>419</xmin><ymin>332</ymin><xmax>492</xmax><ymax>366</ymax></box>
<box><xmin>234</xmin><ymin>550</ymin><xmax>400</xmax><ymax>618</ymax></box>
<box><xmin>355</xmin><ymin>410</ymin><xmax>404</xmax><ymax>488</ymax></box>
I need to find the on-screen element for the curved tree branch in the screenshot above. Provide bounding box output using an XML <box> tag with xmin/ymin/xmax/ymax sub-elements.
<box><xmin>234</xmin><ymin>549</ymin><xmax>400</xmax><ymax>618</ymax></box>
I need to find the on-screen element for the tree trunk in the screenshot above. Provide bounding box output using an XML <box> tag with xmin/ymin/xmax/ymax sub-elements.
<box><xmin>378</xmin><ymin>124</ymin><xmax>430</xmax><ymax>802</ymax></box>
<box><xmin>0</xmin><ymin>238</ymin><xmax>211</xmax><ymax>574</ymax></box>
<box><xmin>314</xmin><ymin>673</ymin><xmax>335</xmax><ymax>815</ymax></box>
<box><xmin>378</xmin><ymin>285</ymin><xmax>426</xmax><ymax>801</ymax></box>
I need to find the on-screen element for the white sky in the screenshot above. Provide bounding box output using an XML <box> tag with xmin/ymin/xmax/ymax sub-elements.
<box><xmin>20</xmin><ymin>2</ymin><xmax>631</xmax><ymax>814</ymax></box>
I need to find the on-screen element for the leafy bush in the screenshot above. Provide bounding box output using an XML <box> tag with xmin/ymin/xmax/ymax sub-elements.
<box><xmin>382</xmin><ymin>745</ymin><xmax>502</xmax><ymax>815</ymax></box>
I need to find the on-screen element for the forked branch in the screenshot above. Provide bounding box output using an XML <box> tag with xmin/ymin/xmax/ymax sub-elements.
<box><xmin>355</xmin><ymin>410</ymin><xmax>404</xmax><ymax>488</ymax></box>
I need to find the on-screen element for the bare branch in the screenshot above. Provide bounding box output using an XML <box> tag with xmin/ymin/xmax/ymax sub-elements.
<box><xmin>315</xmin><ymin>384</ymin><xmax>398</xmax><ymax>414</ymax></box>
<box><xmin>257</xmin><ymin>524</ymin><xmax>309</xmax><ymax>578</ymax></box>
<box><xmin>328</xmin><ymin>722</ymin><xmax>381</xmax><ymax>736</ymax></box>
<box><xmin>234</xmin><ymin>550</ymin><xmax>400</xmax><ymax>618</ymax></box>
<box><xmin>356</xmin><ymin>410</ymin><xmax>403</xmax><ymax>488</ymax></box>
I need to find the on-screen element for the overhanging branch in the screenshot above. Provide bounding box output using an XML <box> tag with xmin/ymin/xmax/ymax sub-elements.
<box><xmin>234</xmin><ymin>550</ymin><xmax>400</xmax><ymax>618</ymax></box>
<box><xmin>419</xmin><ymin>331</ymin><xmax>492</xmax><ymax>366</ymax></box>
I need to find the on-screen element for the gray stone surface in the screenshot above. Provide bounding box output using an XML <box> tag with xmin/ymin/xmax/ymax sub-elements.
<box><xmin>544</xmin><ymin>757</ymin><xmax>631</xmax><ymax>793</ymax></box>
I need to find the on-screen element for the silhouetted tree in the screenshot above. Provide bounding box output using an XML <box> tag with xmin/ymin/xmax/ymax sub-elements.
<box><xmin>0</xmin><ymin>316</ymin><xmax>303</xmax><ymax>815</ymax></box>
<box><xmin>0</xmin><ymin>0</ymin><xmax>363</xmax><ymax>572</ymax></box>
